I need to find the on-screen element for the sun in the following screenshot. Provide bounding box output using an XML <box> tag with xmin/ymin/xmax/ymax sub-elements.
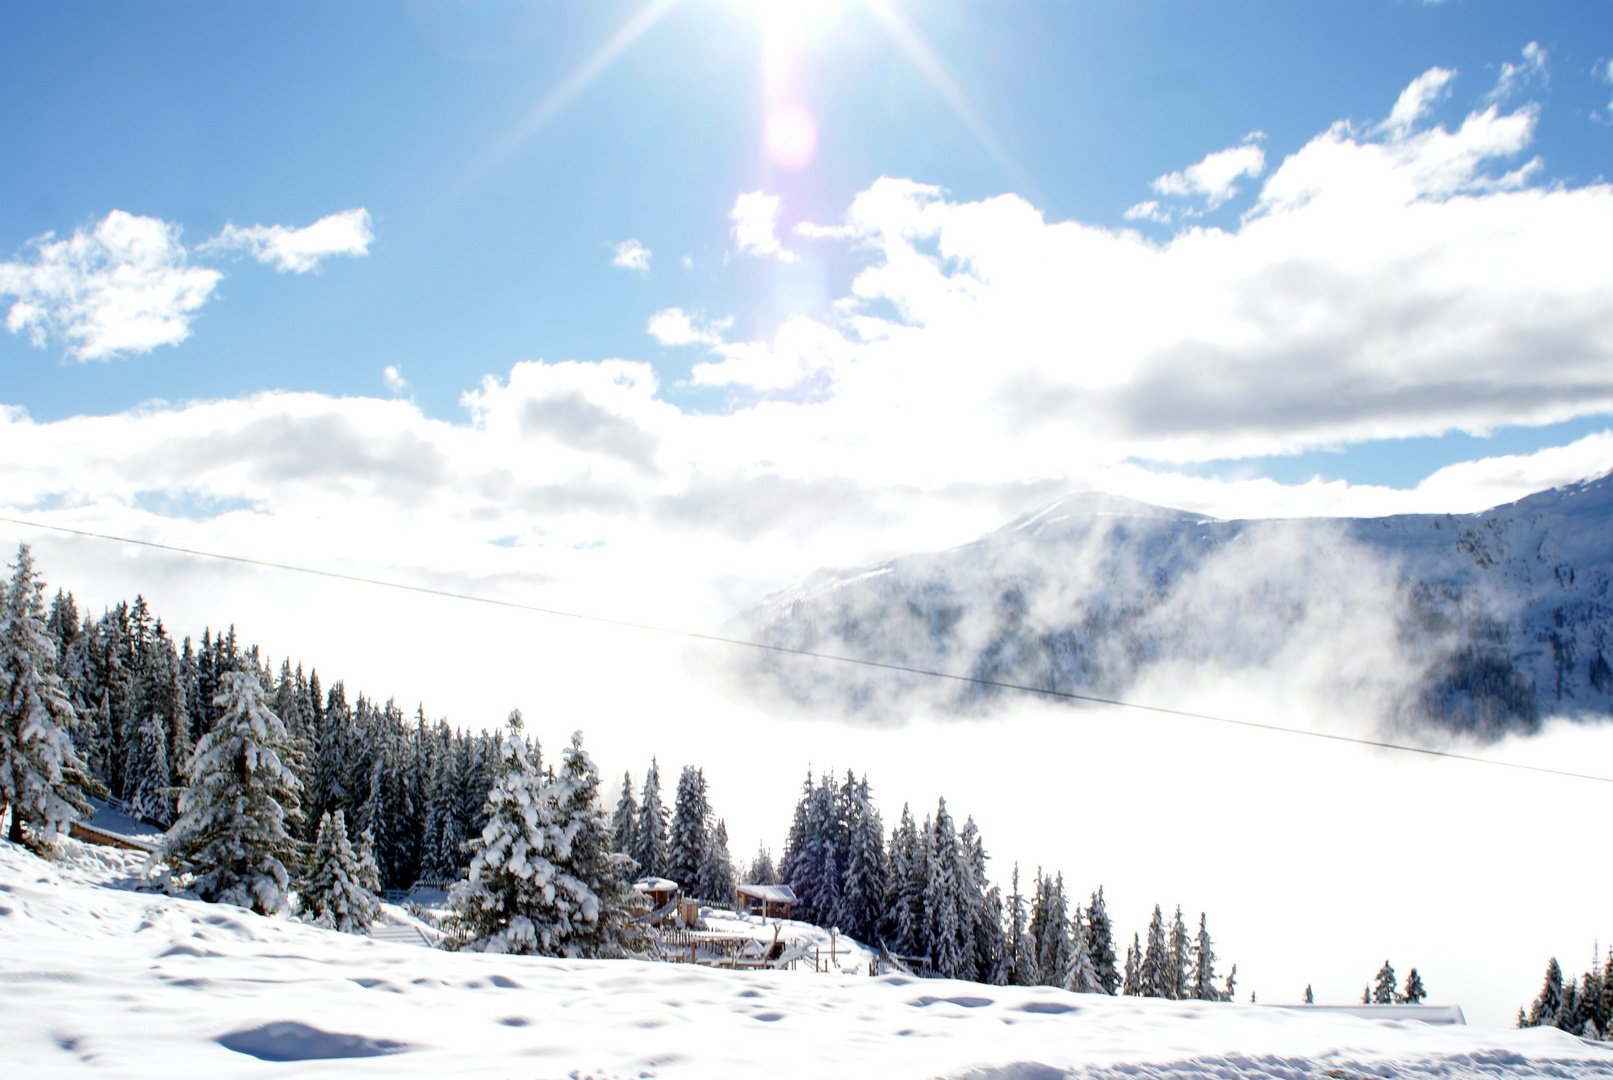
<box><xmin>737</xmin><ymin>0</ymin><xmax>844</xmax><ymax>38</ymax></box>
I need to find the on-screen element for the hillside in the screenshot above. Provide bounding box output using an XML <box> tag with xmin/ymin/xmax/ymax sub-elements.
<box><xmin>728</xmin><ymin>474</ymin><xmax>1613</xmax><ymax>736</ymax></box>
<box><xmin>5</xmin><ymin>838</ymin><xmax>1612</xmax><ymax>1078</ymax></box>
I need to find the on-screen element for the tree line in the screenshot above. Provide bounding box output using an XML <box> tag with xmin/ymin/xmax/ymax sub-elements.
<box><xmin>1519</xmin><ymin>949</ymin><xmax>1613</xmax><ymax>1039</ymax></box>
<box><xmin>2</xmin><ymin>545</ymin><xmax>1241</xmax><ymax>985</ymax></box>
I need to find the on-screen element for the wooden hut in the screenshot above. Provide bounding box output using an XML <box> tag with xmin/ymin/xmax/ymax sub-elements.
<box><xmin>736</xmin><ymin>883</ymin><xmax>796</xmax><ymax>920</ymax></box>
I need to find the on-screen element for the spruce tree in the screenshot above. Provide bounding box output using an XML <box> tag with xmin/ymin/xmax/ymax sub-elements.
<box><xmin>1005</xmin><ymin>864</ymin><xmax>1031</xmax><ymax>986</ymax></box>
<box><xmin>1064</xmin><ymin>902</ymin><xmax>1101</xmax><ymax>994</ymax></box>
<box><xmin>667</xmin><ymin>765</ymin><xmax>709</xmax><ymax>892</ymax></box>
<box><xmin>162</xmin><ymin>670</ymin><xmax>303</xmax><ymax>914</ymax></box>
<box><xmin>611</xmin><ymin>769</ymin><xmax>639</xmax><ymax>860</ymax></box>
<box><xmin>538</xmin><ymin>731</ymin><xmax>641</xmax><ymax>957</ymax></box>
<box><xmin>1167</xmin><ymin>905</ymin><xmax>1190</xmax><ymax>1000</ymax></box>
<box><xmin>1403</xmin><ymin>968</ymin><xmax>1426</xmax><ymax>1004</ymax></box>
<box><xmin>445</xmin><ymin>719</ymin><xmax>550</xmax><ymax>952</ymax></box>
<box><xmin>1373</xmin><ymin>960</ymin><xmax>1398</xmax><ymax>1004</ymax></box>
<box><xmin>746</xmin><ymin>844</ymin><xmax>777</xmax><ymax>886</ymax></box>
<box><xmin>835</xmin><ymin>778</ymin><xmax>886</xmax><ymax>943</ymax></box>
<box><xmin>301</xmin><ymin>809</ymin><xmax>379</xmax><ymax>933</ymax></box>
<box><xmin>1122</xmin><ymin>933</ymin><xmax>1141</xmax><ymax>996</ymax></box>
<box><xmin>924</xmin><ymin>799</ymin><xmax>969</xmax><ymax>980</ymax></box>
<box><xmin>695</xmin><ymin>817</ymin><xmax>736</xmax><ymax>906</ymax></box>
<box><xmin>1087</xmin><ymin>887</ymin><xmax>1119</xmax><ymax>995</ymax></box>
<box><xmin>632</xmin><ymin>758</ymin><xmax>668</xmax><ymax>880</ymax></box>
<box><xmin>0</xmin><ymin>544</ymin><xmax>99</xmax><ymax>845</ymax></box>
<box><xmin>1141</xmin><ymin>904</ymin><xmax>1168</xmax><ymax>997</ymax></box>
<box><xmin>1192</xmin><ymin>912</ymin><xmax>1219</xmax><ymax>1001</ymax></box>
<box><xmin>1305</xmin><ymin>984</ymin><xmax>1314</xmax><ymax>1004</ymax></box>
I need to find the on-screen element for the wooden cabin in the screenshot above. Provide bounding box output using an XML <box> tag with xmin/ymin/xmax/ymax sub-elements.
<box><xmin>736</xmin><ymin>883</ymin><xmax>797</xmax><ymax>920</ymax></box>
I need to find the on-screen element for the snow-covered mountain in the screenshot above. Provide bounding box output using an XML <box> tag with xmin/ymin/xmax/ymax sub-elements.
<box><xmin>729</xmin><ymin>473</ymin><xmax>1613</xmax><ymax>736</ymax></box>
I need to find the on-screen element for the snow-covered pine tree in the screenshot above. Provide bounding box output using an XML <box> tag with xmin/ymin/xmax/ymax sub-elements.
<box><xmin>1373</xmin><ymin>960</ymin><xmax>1398</xmax><ymax>1004</ymax></box>
<box><xmin>0</xmin><ymin>544</ymin><xmax>100</xmax><ymax>846</ymax></box>
<box><xmin>960</xmin><ymin>816</ymin><xmax>1001</xmax><ymax>984</ymax></box>
<box><xmin>611</xmin><ymin>769</ymin><xmax>639</xmax><ymax>860</ymax></box>
<box><xmin>162</xmin><ymin>670</ymin><xmax>303</xmax><ymax>914</ymax></box>
<box><xmin>535</xmin><ymin>730</ymin><xmax>641</xmax><ymax>958</ymax></box>
<box><xmin>445</xmin><ymin>719</ymin><xmax>548</xmax><ymax>952</ymax></box>
<box><xmin>1192</xmin><ymin>912</ymin><xmax>1219</xmax><ymax>1000</ymax></box>
<box><xmin>1304</xmin><ymin>984</ymin><xmax>1314</xmax><ymax>1004</ymax></box>
<box><xmin>1122</xmin><ymin>933</ymin><xmax>1141</xmax><ymax>996</ymax></box>
<box><xmin>1221</xmin><ymin>963</ymin><xmax>1236</xmax><ymax>1002</ymax></box>
<box><xmin>1403</xmin><ymin>968</ymin><xmax>1426</xmax><ymax>1004</ymax></box>
<box><xmin>1031</xmin><ymin>872</ymin><xmax>1073</xmax><ymax>989</ymax></box>
<box><xmin>1005</xmin><ymin>864</ymin><xmax>1031</xmax><ymax>986</ymax></box>
<box><xmin>667</xmin><ymin>765</ymin><xmax>709</xmax><ymax>892</ymax></box>
<box><xmin>834</xmin><ymin>777</ymin><xmax>886</xmax><ymax>944</ymax></box>
<box><xmin>1167</xmin><ymin>905</ymin><xmax>1190</xmax><ymax>1000</ymax></box>
<box><xmin>301</xmin><ymin>809</ymin><xmax>379</xmax><ymax>933</ymax></box>
<box><xmin>894</xmin><ymin>806</ymin><xmax>930</xmax><ymax>960</ymax></box>
<box><xmin>746</xmin><ymin>843</ymin><xmax>777</xmax><ymax>886</ymax></box>
<box><xmin>1140</xmin><ymin>904</ymin><xmax>1168</xmax><ymax>998</ymax></box>
<box><xmin>125</xmin><ymin>709</ymin><xmax>171</xmax><ymax>824</ymax></box>
<box><xmin>355</xmin><ymin>826</ymin><xmax>382</xmax><ymax>897</ymax></box>
<box><xmin>632</xmin><ymin>758</ymin><xmax>668</xmax><ymax>880</ymax></box>
<box><xmin>1064</xmin><ymin>901</ymin><xmax>1100</xmax><ymax>994</ymax></box>
<box><xmin>924</xmin><ymin>799</ymin><xmax>969</xmax><ymax>981</ymax></box>
<box><xmin>1087</xmin><ymin>888</ymin><xmax>1119</xmax><ymax>994</ymax></box>
<box><xmin>695</xmin><ymin>817</ymin><xmax>736</xmax><ymax>906</ymax></box>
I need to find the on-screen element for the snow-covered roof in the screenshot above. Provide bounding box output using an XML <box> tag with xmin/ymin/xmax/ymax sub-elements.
<box><xmin>633</xmin><ymin>877</ymin><xmax>679</xmax><ymax>892</ymax></box>
<box><xmin>1264</xmin><ymin>1004</ymin><xmax>1466</xmax><ymax>1026</ymax></box>
<box><xmin>737</xmin><ymin>884</ymin><xmax>797</xmax><ymax>903</ymax></box>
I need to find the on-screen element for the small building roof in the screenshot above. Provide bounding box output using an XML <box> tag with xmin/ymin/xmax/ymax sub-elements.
<box><xmin>737</xmin><ymin>883</ymin><xmax>797</xmax><ymax>903</ymax></box>
<box><xmin>634</xmin><ymin>877</ymin><xmax>679</xmax><ymax>892</ymax></box>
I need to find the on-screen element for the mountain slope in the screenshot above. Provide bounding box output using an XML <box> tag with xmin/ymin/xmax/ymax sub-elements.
<box><xmin>729</xmin><ymin>474</ymin><xmax>1613</xmax><ymax>736</ymax></box>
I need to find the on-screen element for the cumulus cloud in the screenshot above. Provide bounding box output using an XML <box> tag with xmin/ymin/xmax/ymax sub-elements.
<box><xmin>202</xmin><ymin>208</ymin><xmax>373</xmax><ymax>273</ymax></box>
<box><xmin>730</xmin><ymin>191</ymin><xmax>797</xmax><ymax>261</ymax></box>
<box><xmin>611</xmin><ymin>239</ymin><xmax>651</xmax><ymax>272</ymax></box>
<box><xmin>382</xmin><ymin>365</ymin><xmax>410</xmax><ymax>396</ymax></box>
<box><xmin>0</xmin><ymin>211</ymin><xmax>221</xmax><ymax>362</ymax></box>
<box><xmin>0</xmin><ymin>207</ymin><xmax>374</xmax><ymax>361</ymax></box>
<box><xmin>1150</xmin><ymin>135</ymin><xmax>1266</xmax><ymax>210</ymax></box>
<box><xmin>646</xmin><ymin>307</ymin><xmax>730</xmax><ymax>347</ymax></box>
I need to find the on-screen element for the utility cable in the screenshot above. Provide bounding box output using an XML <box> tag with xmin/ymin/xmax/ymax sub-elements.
<box><xmin>3</xmin><ymin>512</ymin><xmax>1609</xmax><ymax>786</ymax></box>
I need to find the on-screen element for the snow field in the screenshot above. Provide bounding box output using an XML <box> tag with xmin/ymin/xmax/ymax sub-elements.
<box><xmin>6</xmin><ymin>839</ymin><xmax>1613</xmax><ymax>1078</ymax></box>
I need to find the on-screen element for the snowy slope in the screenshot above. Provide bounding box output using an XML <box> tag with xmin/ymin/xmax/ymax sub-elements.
<box><xmin>5</xmin><ymin>838</ymin><xmax>1613</xmax><ymax>1079</ymax></box>
<box><xmin>728</xmin><ymin>474</ymin><xmax>1613</xmax><ymax>734</ymax></box>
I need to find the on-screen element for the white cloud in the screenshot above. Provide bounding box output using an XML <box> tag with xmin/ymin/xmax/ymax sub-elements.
<box><xmin>1122</xmin><ymin>200</ymin><xmax>1172</xmax><ymax>224</ymax></box>
<box><xmin>1380</xmin><ymin>66</ymin><xmax>1456</xmax><ymax>137</ymax></box>
<box><xmin>1150</xmin><ymin>137</ymin><xmax>1266</xmax><ymax>210</ymax></box>
<box><xmin>730</xmin><ymin>191</ymin><xmax>798</xmax><ymax>262</ymax></box>
<box><xmin>382</xmin><ymin>365</ymin><xmax>411</xmax><ymax>396</ymax></box>
<box><xmin>0</xmin><ymin>211</ymin><xmax>222</xmax><ymax>362</ymax></box>
<box><xmin>646</xmin><ymin>307</ymin><xmax>730</xmax><ymax>347</ymax></box>
<box><xmin>1487</xmin><ymin>42</ymin><xmax>1547</xmax><ymax>103</ymax></box>
<box><xmin>611</xmin><ymin>239</ymin><xmax>651</xmax><ymax>272</ymax></box>
<box><xmin>203</xmin><ymin>208</ymin><xmax>373</xmax><ymax>274</ymax></box>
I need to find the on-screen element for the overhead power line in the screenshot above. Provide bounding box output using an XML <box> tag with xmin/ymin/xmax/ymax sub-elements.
<box><xmin>2</xmin><ymin>512</ymin><xmax>1609</xmax><ymax>786</ymax></box>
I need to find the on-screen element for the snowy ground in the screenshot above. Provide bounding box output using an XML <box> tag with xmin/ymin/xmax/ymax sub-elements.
<box><xmin>5</xmin><ymin>839</ymin><xmax>1613</xmax><ymax>1079</ymax></box>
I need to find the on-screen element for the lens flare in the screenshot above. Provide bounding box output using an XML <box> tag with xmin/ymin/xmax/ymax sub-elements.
<box><xmin>765</xmin><ymin>102</ymin><xmax>818</xmax><ymax>169</ymax></box>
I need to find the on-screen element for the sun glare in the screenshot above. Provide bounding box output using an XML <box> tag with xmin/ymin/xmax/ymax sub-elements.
<box><xmin>740</xmin><ymin>0</ymin><xmax>842</xmax><ymax>37</ymax></box>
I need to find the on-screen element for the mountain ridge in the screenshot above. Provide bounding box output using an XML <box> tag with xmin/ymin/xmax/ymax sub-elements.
<box><xmin>729</xmin><ymin>472</ymin><xmax>1613</xmax><ymax>736</ymax></box>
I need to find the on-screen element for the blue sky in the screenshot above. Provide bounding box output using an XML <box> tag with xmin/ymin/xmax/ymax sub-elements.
<box><xmin>4</xmin><ymin>0</ymin><xmax>1611</xmax><ymax>490</ymax></box>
